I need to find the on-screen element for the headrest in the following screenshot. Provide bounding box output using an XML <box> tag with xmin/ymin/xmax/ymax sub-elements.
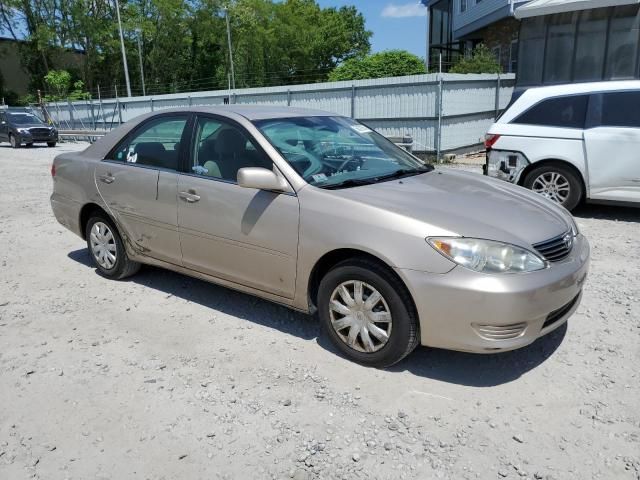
<box><xmin>215</xmin><ymin>129</ymin><xmax>246</xmax><ymax>156</ymax></box>
<box><xmin>135</xmin><ymin>142</ymin><xmax>166</xmax><ymax>157</ymax></box>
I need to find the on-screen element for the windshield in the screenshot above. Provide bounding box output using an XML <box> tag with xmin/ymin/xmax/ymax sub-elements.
<box><xmin>7</xmin><ymin>113</ymin><xmax>45</xmax><ymax>125</ymax></box>
<box><xmin>253</xmin><ymin>116</ymin><xmax>431</xmax><ymax>188</ymax></box>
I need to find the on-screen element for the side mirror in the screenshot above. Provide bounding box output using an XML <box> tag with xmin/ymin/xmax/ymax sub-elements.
<box><xmin>237</xmin><ymin>167</ymin><xmax>288</xmax><ymax>192</ymax></box>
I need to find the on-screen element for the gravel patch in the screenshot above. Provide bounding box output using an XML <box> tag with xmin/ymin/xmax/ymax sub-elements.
<box><xmin>0</xmin><ymin>142</ymin><xmax>638</xmax><ymax>479</ymax></box>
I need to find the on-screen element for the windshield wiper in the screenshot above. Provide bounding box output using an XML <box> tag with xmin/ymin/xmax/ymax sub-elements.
<box><xmin>318</xmin><ymin>166</ymin><xmax>432</xmax><ymax>190</ymax></box>
<box><xmin>320</xmin><ymin>178</ymin><xmax>378</xmax><ymax>190</ymax></box>
<box><xmin>372</xmin><ymin>166</ymin><xmax>433</xmax><ymax>182</ymax></box>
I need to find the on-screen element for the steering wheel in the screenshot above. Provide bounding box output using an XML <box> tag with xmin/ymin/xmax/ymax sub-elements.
<box><xmin>273</xmin><ymin>138</ymin><xmax>324</xmax><ymax>178</ymax></box>
<box><xmin>336</xmin><ymin>155</ymin><xmax>363</xmax><ymax>173</ymax></box>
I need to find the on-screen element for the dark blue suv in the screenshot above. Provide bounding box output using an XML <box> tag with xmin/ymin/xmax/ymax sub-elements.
<box><xmin>0</xmin><ymin>109</ymin><xmax>58</xmax><ymax>148</ymax></box>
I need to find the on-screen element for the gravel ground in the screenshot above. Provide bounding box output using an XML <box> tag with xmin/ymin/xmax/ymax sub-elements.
<box><xmin>0</xmin><ymin>142</ymin><xmax>638</xmax><ymax>480</ymax></box>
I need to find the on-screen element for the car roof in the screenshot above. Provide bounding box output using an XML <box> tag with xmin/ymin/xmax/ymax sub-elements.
<box><xmin>80</xmin><ymin>105</ymin><xmax>339</xmax><ymax>160</ymax></box>
<box><xmin>520</xmin><ymin>80</ymin><xmax>640</xmax><ymax>98</ymax></box>
<box><xmin>171</xmin><ymin>105</ymin><xmax>335</xmax><ymax>121</ymax></box>
<box><xmin>497</xmin><ymin>80</ymin><xmax>640</xmax><ymax>124</ymax></box>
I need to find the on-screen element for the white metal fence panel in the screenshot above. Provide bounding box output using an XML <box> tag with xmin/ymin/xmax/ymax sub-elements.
<box><xmin>46</xmin><ymin>73</ymin><xmax>515</xmax><ymax>154</ymax></box>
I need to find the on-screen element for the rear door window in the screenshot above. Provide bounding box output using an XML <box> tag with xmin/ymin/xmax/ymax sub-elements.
<box><xmin>513</xmin><ymin>95</ymin><xmax>589</xmax><ymax>129</ymax></box>
<box><xmin>109</xmin><ymin>116</ymin><xmax>188</xmax><ymax>170</ymax></box>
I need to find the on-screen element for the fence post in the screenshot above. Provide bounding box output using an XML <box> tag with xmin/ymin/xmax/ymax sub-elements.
<box><xmin>88</xmin><ymin>99</ymin><xmax>95</xmax><ymax>131</ymax></box>
<box><xmin>494</xmin><ymin>74</ymin><xmax>501</xmax><ymax>120</ymax></box>
<box><xmin>150</xmin><ymin>97</ymin><xmax>154</xmax><ymax>112</ymax></box>
<box><xmin>287</xmin><ymin>89</ymin><xmax>291</xmax><ymax>106</ymax></box>
<box><xmin>188</xmin><ymin>95</ymin><xmax>192</xmax><ymax>106</ymax></box>
<box><xmin>67</xmin><ymin>98</ymin><xmax>74</xmax><ymax>130</ymax></box>
<box><xmin>435</xmin><ymin>74</ymin><xmax>443</xmax><ymax>162</ymax></box>
<box><xmin>350</xmin><ymin>84</ymin><xmax>356</xmax><ymax>119</ymax></box>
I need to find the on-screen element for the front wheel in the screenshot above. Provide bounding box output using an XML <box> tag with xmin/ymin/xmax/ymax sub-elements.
<box><xmin>85</xmin><ymin>214</ymin><xmax>140</xmax><ymax>279</ymax></box>
<box><xmin>317</xmin><ymin>259</ymin><xmax>419</xmax><ymax>368</ymax></box>
<box><xmin>9</xmin><ymin>134</ymin><xmax>20</xmax><ymax>149</ymax></box>
<box><xmin>47</xmin><ymin>142</ymin><xmax>57</xmax><ymax>147</ymax></box>
<box><xmin>523</xmin><ymin>164</ymin><xmax>583</xmax><ymax>211</ymax></box>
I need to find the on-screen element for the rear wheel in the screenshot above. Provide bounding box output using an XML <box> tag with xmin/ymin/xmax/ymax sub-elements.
<box><xmin>26</xmin><ymin>142</ymin><xmax>34</xmax><ymax>147</ymax></box>
<box><xmin>317</xmin><ymin>259</ymin><xmax>419</xmax><ymax>368</ymax></box>
<box><xmin>523</xmin><ymin>164</ymin><xmax>583</xmax><ymax>211</ymax></box>
<box><xmin>47</xmin><ymin>142</ymin><xmax>57</xmax><ymax>147</ymax></box>
<box><xmin>85</xmin><ymin>213</ymin><xmax>140</xmax><ymax>279</ymax></box>
<box><xmin>9</xmin><ymin>134</ymin><xmax>20</xmax><ymax>149</ymax></box>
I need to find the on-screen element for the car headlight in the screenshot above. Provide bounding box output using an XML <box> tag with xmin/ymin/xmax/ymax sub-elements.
<box><xmin>18</xmin><ymin>128</ymin><xmax>30</xmax><ymax>134</ymax></box>
<box><xmin>569</xmin><ymin>217</ymin><xmax>579</xmax><ymax>236</ymax></box>
<box><xmin>427</xmin><ymin>237</ymin><xmax>546</xmax><ymax>273</ymax></box>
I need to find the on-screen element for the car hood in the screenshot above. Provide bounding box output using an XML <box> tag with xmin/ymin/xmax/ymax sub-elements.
<box><xmin>332</xmin><ymin>169</ymin><xmax>572</xmax><ymax>247</ymax></box>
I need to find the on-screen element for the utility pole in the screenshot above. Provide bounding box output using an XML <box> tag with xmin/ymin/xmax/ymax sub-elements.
<box><xmin>224</xmin><ymin>7</ymin><xmax>236</xmax><ymax>89</ymax></box>
<box><xmin>137</xmin><ymin>33</ymin><xmax>146</xmax><ymax>96</ymax></box>
<box><xmin>115</xmin><ymin>0</ymin><xmax>132</xmax><ymax>97</ymax></box>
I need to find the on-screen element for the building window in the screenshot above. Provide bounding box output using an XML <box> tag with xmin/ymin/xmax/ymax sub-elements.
<box><xmin>509</xmin><ymin>39</ymin><xmax>518</xmax><ymax>73</ymax></box>
<box><xmin>517</xmin><ymin>5</ymin><xmax>639</xmax><ymax>87</ymax></box>
<box><xmin>460</xmin><ymin>0</ymin><xmax>467</xmax><ymax>13</ymax></box>
<box><xmin>605</xmin><ymin>5</ymin><xmax>640</xmax><ymax>79</ymax></box>
<box><xmin>492</xmin><ymin>45</ymin><xmax>501</xmax><ymax>66</ymax></box>
<box><xmin>573</xmin><ymin>8</ymin><xmax>608</xmax><ymax>82</ymax></box>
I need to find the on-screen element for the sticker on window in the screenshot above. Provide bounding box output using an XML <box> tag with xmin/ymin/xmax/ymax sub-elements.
<box><xmin>126</xmin><ymin>147</ymin><xmax>138</xmax><ymax>164</ymax></box>
<box><xmin>351</xmin><ymin>125</ymin><xmax>372</xmax><ymax>134</ymax></box>
<box><xmin>311</xmin><ymin>173</ymin><xmax>327</xmax><ymax>182</ymax></box>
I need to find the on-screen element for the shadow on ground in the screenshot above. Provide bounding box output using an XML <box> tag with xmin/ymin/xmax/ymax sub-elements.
<box><xmin>573</xmin><ymin>203</ymin><xmax>639</xmax><ymax>223</ymax></box>
<box><xmin>68</xmin><ymin>248</ymin><xmax>567</xmax><ymax>388</ymax></box>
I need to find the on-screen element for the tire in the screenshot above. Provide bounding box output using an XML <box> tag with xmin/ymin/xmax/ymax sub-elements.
<box><xmin>85</xmin><ymin>213</ymin><xmax>141</xmax><ymax>279</ymax></box>
<box><xmin>47</xmin><ymin>142</ymin><xmax>57</xmax><ymax>147</ymax></box>
<box><xmin>9</xmin><ymin>134</ymin><xmax>20</xmax><ymax>149</ymax></box>
<box><xmin>317</xmin><ymin>258</ymin><xmax>419</xmax><ymax>368</ymax></box>
<box><xmin>26</xmin><ymin>142</ymin><xmax>34</xmax><ymax>148</ymax></box>
<box><xmin>523</xmin><ymin>163</ymin><xmax>583</xmax><ymax>212</ymax></box>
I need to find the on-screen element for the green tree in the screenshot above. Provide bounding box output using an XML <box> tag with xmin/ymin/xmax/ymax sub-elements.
<box><xmin>449</xmin><ymin>44</ymin><xmax>502</xmax><ymax>74</ymax></box>
<box><xmin>0</xmin><ymin>0</ymin><xmax>372</xmax><ymax>96</ymax></box>
<box><xmin>328</xmin><ymin>50</ymin><xmax>426</xmax><ymax>82</ymax></box>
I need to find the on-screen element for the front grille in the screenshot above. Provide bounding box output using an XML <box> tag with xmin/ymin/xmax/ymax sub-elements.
<box><xmin>473</xmin><ymin>322</ymin><xmax>527</xmax><ymax>341</ymax></box>
<box><xmin>542</xmin><ymin>293</ymin><xmax>580</xmax><ymax>330</ymax></box>
<box><xmin>29</xmin><ymin>128</ymin><xmax>51</xmax><ymax>136</ymax></box>
<box><xmin>533</xmin><ymin>231</ymin><xmax>573</xmax><ymax>262</ymax></box>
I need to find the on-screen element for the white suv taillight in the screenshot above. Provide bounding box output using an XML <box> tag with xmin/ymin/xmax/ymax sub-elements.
<box><xmin>484</xmin><ymin>134</ymin><xmax>501</xmax><ymax>150</ymax></box>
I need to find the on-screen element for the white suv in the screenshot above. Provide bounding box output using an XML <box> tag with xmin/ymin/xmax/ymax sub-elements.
<box><xmin>485</xmin><ymin>81</ymin><xmax>640</xmax><ymax>211</ymax></box>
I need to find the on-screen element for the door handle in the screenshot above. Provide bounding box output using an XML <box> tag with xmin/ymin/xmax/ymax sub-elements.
<box><xmin>179</xmin><ymin>190</ymin><xmax>201</xmax><ymax>203</ymax></box>
<box><xmin>99</xmin><ymin>173</ymin><xmax>115</xmax><ymax>184</ymax></box>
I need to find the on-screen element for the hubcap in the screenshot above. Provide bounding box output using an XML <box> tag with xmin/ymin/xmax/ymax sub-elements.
<box><xmin>329</xmin><ymin>280</ymin><xmax>392</xmax><ymax>353</ymax></box>
<box><xmin>89</xmin><ymin>222</ymin><xmax>117</xmax><ymax>270</ymax></box>
<box><xmin>531</xmin><ymin>172</ymin><xmax>570</xmax><ymax>205</ymax></box>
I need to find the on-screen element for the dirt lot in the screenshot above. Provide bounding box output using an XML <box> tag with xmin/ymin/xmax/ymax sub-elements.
<box><xmin>1</xmin><ymin>142</ymin><xmax>638</xmax><ymax>480</ymax></box>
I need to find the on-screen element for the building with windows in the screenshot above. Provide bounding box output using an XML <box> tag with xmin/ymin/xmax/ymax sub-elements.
<box><xmin>514</xmin><ymin>0</ymin><xmax>640</xmax><ymax>89</ymax></box>
<box><xmin>422</xmin><ymin>0</ymin><xmax>532</xmax><ymax>72</ymax></box>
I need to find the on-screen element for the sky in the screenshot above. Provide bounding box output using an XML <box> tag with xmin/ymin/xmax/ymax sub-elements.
<box><xmin>317</xmin><ymin>0</ymin><xmax>428</xmax><ymax>58</ymax></box>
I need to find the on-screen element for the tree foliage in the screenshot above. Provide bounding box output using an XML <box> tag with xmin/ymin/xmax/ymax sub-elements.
<box><xmin>449</xmin><ymin>44</ymin><xmax>502</xmax><ymax>74</ymax></box>
<box><xmin>0</xmin><ymin>0</ymin><xmax>372</xmax><ymax>98</ymax></box>
<box><xmin>43</xmin><ymin>70</ymin><xmax>89</xmax><ymax>101</ymax></box>
<box><xmin>328</xmin><ymin>50</ymin><xmax>426</xmax><ymax>82</ymax></box>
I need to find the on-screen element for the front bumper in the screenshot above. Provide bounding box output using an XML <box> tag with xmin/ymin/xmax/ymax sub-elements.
<box><xmin>398</xmin><ymin>234</ymin><xmax>590</xmax><ymax>353</ymax></box>
<box><xmin>18</xmin><ymin>131</ymin><xmax>58</xmax><ymax>143</ymax></box>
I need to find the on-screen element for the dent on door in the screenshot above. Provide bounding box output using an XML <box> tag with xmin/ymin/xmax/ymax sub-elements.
<box><xmin>94</xmin><ymin>163</ymin><xmax>181</xmax><ymax>264</ymax></box>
